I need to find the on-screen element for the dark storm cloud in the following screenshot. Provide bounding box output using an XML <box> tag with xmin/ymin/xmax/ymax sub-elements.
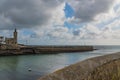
<box><xmin>0</xmin><ymin>0</ymin><xmax>64</xmax><ymax>29</ymax></box>
<box><xmin>67</xmin><ymin>0</ymin><xmax>115</xmax><ymax>22</ymax></box>
<box><xmin>0</xmin><ymin>0</ymin><xmax>116</xmax><ymax>29</ymax></box>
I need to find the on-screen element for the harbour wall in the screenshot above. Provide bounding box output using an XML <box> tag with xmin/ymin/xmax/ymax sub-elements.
<box><xmin>0</xmin><ymin>46</ymin><xmax>94</xmax><ymax>56</ymax></box>
<box><xmin>34</xmin><ymin>46</ymin><xmax>93</xmax><ymax>53</ymax></box>
<box><xmin>38</xmin><ymin>52</ymin><xmax>120</xmax><ymax>80</ymax></box>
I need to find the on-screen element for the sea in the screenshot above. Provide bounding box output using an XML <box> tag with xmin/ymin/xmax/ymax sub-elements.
<box><xmin>0</xmin><ymin>45</ymin><xmax>120</xmax><ymax>80</ymax></box>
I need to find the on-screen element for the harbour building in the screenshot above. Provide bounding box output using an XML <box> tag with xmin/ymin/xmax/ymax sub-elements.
<box><xmin>0</xmin><ymin>29</ymin><xmax>19</xmax><ymax>49</ymax></box>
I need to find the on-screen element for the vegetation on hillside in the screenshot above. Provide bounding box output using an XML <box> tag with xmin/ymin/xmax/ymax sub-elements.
<box><xmin>86</xmin><ymin>59</ymin><xmax>120</xmax><ymax>80</ymax></box>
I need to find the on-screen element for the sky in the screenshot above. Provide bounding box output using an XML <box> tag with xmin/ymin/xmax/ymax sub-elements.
<box><xmin>0</xmin><ymin>0</ymin><xmax>120</xmax><ymax>45</ymax></box>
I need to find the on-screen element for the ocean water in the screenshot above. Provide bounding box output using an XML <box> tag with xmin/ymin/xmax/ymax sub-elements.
<box><xmin>0</xmin><ymin>45</ymin><xmax>120</xmax><ymax>80</ymax></box>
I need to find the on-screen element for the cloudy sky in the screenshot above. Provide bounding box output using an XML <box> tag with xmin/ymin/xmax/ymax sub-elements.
<box><xmin>0</xmin><ymin>0</ymin><xmax>120</xmax><ymax>45</ymax></box>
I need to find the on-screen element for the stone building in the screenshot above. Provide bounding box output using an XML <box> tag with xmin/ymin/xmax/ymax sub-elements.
<box><xmin>0</xmin><ymin>29</ymin><xmax>19</xmax><ymax>49</ymax></box>
<box><xmin>5</xmin><ymin>28</ymin><xmax>17</xmax><ymax>45</ymax></box>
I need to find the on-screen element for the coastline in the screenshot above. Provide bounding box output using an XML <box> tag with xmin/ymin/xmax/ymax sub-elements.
<box><xmin>38</xmin><ymin>52</ymin><xmax>120</xmax><ymax>80</ymax></box>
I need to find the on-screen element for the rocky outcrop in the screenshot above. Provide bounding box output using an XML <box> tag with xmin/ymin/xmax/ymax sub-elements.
<box><xmin>38</xmin><ymin>53</ymin><xmax>120</xmax><ymax>80</ymax></box>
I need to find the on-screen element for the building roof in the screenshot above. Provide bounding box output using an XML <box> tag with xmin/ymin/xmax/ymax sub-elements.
<box><xmin>5</xmin><ymin>38</ymin><xmax>14</xmax><ymax>40</ymax></box>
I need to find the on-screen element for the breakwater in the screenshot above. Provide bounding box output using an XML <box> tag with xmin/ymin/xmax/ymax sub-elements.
<box><xmin>0</xmin><ymin>46</ymin><xmax>93</xmax><ymax>56</ymax></box>
<box><xmin>38</xmin><ymin>52</ymin><xmax>120</xmax><ymax>80</ymax></box>
<box><xmin>33</xmin><ymin>46</ymin><xmax>93</xmax><ymax>53</ymax></box>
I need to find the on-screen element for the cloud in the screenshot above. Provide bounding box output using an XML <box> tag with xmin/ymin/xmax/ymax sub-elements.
<box><xmin>44</xmin><ymin>26</ymin><xmax>73</xmax><ymax>40</ymax></box>
<box><xmin>74</xmin><ymin>25</ymin><xmax>101</xmax><ymax>39</ymax></box>
<box><xmin>67</xmin><ymin>0</ymin><xmax>116</xmax><ymax>22</ymax></box>
<box><xmin>1</xmin><ymin>0</ymin><xmax>120</xmax><ymax>45</ymax></box>
<box><xmin>0</xmin><ymin>0</ymin><xmax>117</xmax><ymax>30</ymax></box>
<box><xmin>71</xmin><ymin>18</ymin><xmax>120</xmax><ymax>40</ymax></box>
<box><xmin>0</xmin><ymin>0</ymin><xmax>65</xmax><ymax>29</ymax></box>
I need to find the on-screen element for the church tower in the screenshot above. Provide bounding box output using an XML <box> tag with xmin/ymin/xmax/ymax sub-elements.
<box><xmin>14</xmin><ymin>28</ymin><xmax>17</xmax><ymax>44</ymax></box>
